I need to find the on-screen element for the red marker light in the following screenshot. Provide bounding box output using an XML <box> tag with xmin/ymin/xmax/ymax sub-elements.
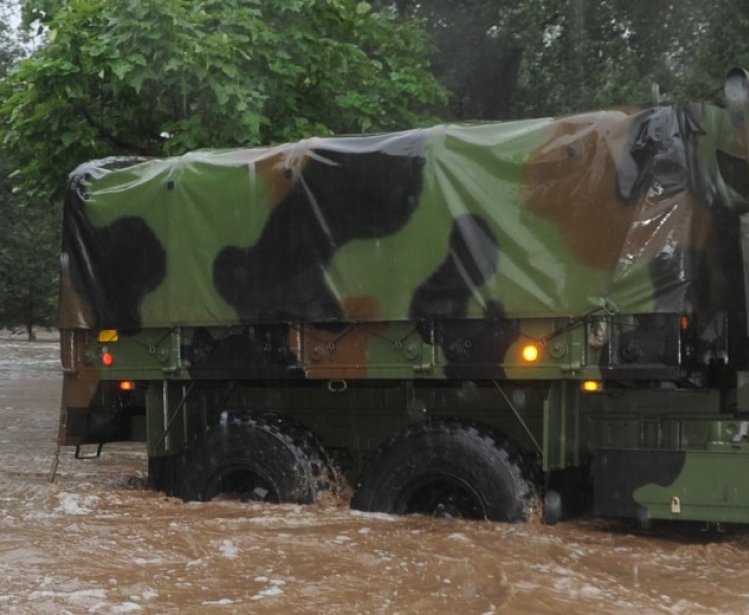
<box><xmin>102</xmin><ymin>351</ymin><xmax>114</xmax><ymax>367</ymax></box>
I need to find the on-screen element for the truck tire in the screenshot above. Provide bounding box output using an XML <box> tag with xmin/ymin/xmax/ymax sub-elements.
<box><xmin>351</xmin><ymin>420</ymin><xmax>534</xmax><ymax>521</ymax></box>
<box><xmin>177</xmin><ymin>414</ymin><xmax>336</xmax><ymax>503</ymax></box>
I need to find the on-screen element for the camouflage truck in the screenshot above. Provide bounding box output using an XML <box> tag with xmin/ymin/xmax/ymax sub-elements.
<box><xmin>58</xmin><ymin>68</ymin><xmax>749</xmax><ymax>525</ymax></box>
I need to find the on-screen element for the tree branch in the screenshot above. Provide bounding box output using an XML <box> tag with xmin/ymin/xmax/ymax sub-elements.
<box><xmin>77</xmin><ymin>105</ymin><xmax>146</xmax><ymax>154</ymax></box>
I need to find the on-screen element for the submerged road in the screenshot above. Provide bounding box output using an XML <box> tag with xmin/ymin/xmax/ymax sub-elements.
<box><xmin>1</xmin><ymin>332</ymin><xmax>748</xmax><ymax>613</ymax></box>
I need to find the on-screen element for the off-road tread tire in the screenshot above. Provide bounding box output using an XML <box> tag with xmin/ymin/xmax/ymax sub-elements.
<box><xmin>251</xmin><ymin>412</ymin><xmax>345</xmax><ymax>498</ymax></box>
<box><xmin>351</xmin><ymin>419</ymin><xmax>535</xmax><ymax>522</ymax></box>
<box><xmin>176</xmin><ymin>414</ymin><xmax>332</xmax><ymax>504</ymax></box>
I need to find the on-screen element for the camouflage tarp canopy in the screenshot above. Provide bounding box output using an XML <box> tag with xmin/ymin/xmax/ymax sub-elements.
<box><xmin>59</xmin><ymin>102</ymin><xmax>746</xmax><ymax>330</ymax></box>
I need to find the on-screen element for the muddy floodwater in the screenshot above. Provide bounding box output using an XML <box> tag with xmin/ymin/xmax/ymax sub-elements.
<box><xmin>2</xmin><ymin>333</ymin><xmax>749</xmax><ymax>614</ymax></box>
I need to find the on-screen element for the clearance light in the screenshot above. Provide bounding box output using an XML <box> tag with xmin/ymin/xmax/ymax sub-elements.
<box><xmin>97</xmin><ymin>329</ymin><xmax>119</xmax><ymax>343</ymax></box>
<box><xmin>102</xmin><ymin>351</ymin><xmax>114</xmax><ymax>367</ymax></box>
<box><xmin>119</xmin><ymin>380</ymin><xmax>135</xmax><ymax>392</ymax></box>
<box><xmin>521</xmin><ymin>344</ymin><xmax>539</xmax><ymax>363</ymax></box>
<box><xmin>582</xmin><ymin>380</ymin><xmax>602</xmax><ymax>393</ymax></box>
<box><xmin>680</xmin><ymin>316</ymin><xmax>689</xmax><ymax>331</ymax></box>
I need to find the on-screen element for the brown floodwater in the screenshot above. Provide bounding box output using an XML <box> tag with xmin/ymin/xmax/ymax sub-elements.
<box><xmin>2</xmin><ymin>331</ymin><xmax>749</xmax><ymax>614</ymax></box>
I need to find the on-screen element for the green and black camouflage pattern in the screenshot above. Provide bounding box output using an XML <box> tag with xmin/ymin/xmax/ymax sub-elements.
<box><xmin>60</xmin><ymin>103</ymin><xmax>747</xmax><ymax>333</ymax></box>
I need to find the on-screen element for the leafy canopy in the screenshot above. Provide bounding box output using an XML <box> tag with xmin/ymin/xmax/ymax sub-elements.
<box><xmin>1</xmin><ymin>0</ymin><xmax>446</xmax><ymax>200</ymax></box>
<box><xmin>0</xmin><ymin>1</ymin><xmax>57</xmax><ymax>337</ymax></box>
<box><xmin>380</xmin><ymin>0</ymin><xmax>746</xmax><ymax>120</ymax></box>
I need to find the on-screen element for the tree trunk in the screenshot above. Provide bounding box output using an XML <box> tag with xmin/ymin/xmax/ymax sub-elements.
<box><xmin>26</xmin><ymin>287</ymin><xmax>35</xmax><ymax>341</ymax></box>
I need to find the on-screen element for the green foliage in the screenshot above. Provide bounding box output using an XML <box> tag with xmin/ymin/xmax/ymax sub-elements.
<box><xmin>511</xmin><ymin>0</ymin><xmax>718</xmax><ymax>115</ymax></box>
<box><xmin>382</xmin><ymin>0</ymin><xmax>530</xmax><ymax>119</ymax></box>
<box><xmin>2</xmin><ymin>0</ymin><xmax>446</xmax><ymax>200</ymax></box>
<box><xmin>0</xmin><ymin>154</ymin><xmax>58</xmax><ymax>337</ymax></box>
<box><xmin>680</xmin><ymin>0</ymin><xmax>749</xmax><ymax>101</ymax></box>
<box><xmin>381</xmin><ymin>0</ymin><xmax>745</xmax><ymax>119</ymax></box>
<box><xmin>0</xmin><ymin>5</ymin><xmax>57</xmax><ymax>338</ymax></box>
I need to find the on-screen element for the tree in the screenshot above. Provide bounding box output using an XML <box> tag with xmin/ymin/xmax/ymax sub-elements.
<box><xmin>380</xmin><ymin>0</ymin><xmax>740</xmax><ymax>120</ymax></box>
<box><xmin>0</xmin><ymin>158</ymin><xmax>58</xmax><ymax>340</ymax></box>
<box><xmin>0</xmin><ymin>0</ymin><xmax>57</xmax><ymax>339</ymax></box>
<box><xmin>381</xmin><ymin>0</ymin><xmax>545</xmax><ymax>120</ymax></box>
<box><xmin>1</xmin><ymin>0</ymin><xmax>446</xmax><ymax>200</ymax></box>
<box><xmin>681</xmin><ymin>0</ymin><xmax>749</xmax><ymax>102</ymax></box>
<box><xmin>512</xmin><ymin>0</ymin><xmax>716</xmax><ymax>116</ymax></box>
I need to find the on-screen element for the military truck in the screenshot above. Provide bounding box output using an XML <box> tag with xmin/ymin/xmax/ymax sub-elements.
<box><xmin>58</xmin><ymin>68</ymin><xmax>749</xmax><ymax>525</ymax></box>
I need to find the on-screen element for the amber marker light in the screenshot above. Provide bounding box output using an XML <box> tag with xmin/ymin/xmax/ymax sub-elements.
<box><xmin>97</xmin><ymin>329</ymin><xmax>119</xmax><ymax>343</ymax></box>
<box><xmin>102</xmin><ymin>351</ymin><xmax>114</xmax><ymax>367</ymax></box>
<box><xmin>680</xmin><ymin>315</ymin><xmax>689</xmax><ymax>331</ymax></box>
<box><xmin>119</xmin><ymin>381</ymin><xmax>135</xmax><ymax>392</ymax></box>
<box><xmin>521</xmin><ymin>344</ymin><xmax>539</xmax><ymax>363</ymax></box>
<box><xmin>582</xmin><ymin>380</ymin><xmax>602</xmax><ymax>393</ymax></box>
